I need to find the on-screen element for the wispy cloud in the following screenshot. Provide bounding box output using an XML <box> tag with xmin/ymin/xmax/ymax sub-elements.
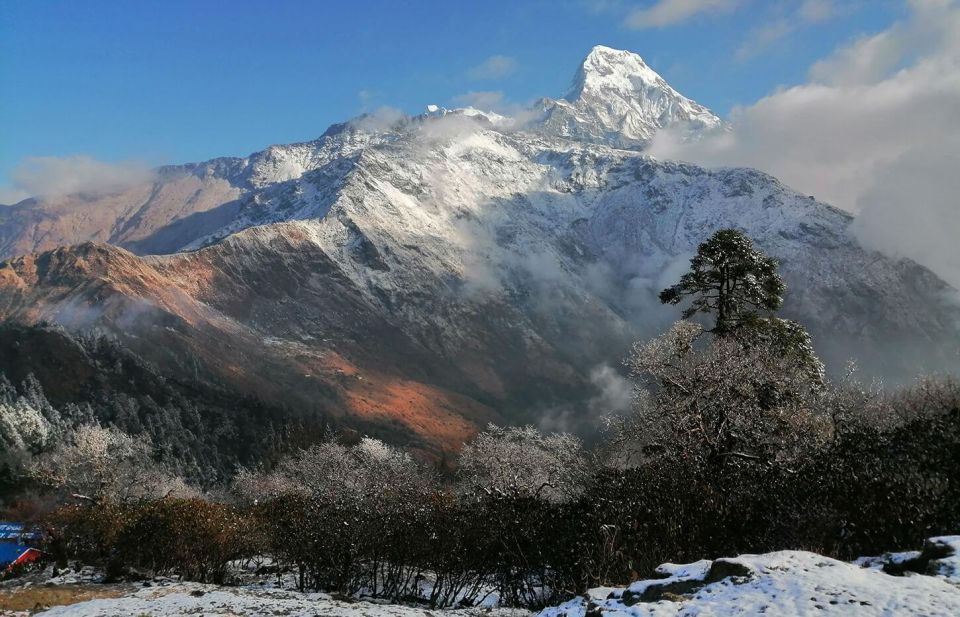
<box><xmin>466</xmin><ymin>55</ymin><xmax>518</xmax><ymax>80</ymax></box>
<box><xmin>651</xmin><ymin>0</ymin><xmax>960</xmax><ymax>287</ymax></box>
<box><xmin>350</xmin><ymin>106</ymin><xmax>407</xmax><ymax>132</ymax></box>
<box><xmin>451</xmin><ymin>90</ymin><xmax>505</xmax><ymax>111</ymax></box>
<box><xmin>736</xmin><ymin>19</ymin><xmax>793</xmax><ymax>60</ymax></box>
<box><xmin>625</xmin><ymin>0</ymin><xmax>740</xmax><ymax>29</ymax></box>
<box><xmin>736</xmin><ymin>0</ymin><xmax>842</xmax><ymax>60</ymax></box>
<box><xmin>799</xmin><ymin>0</ymin><xmax>837</xmax><ymax>23</ymax></box>
<box><xmin>357</xmin><ymin>88</ymin><xmax>381</xmax><ymax>111</ymax></box>
<box><xmin>1</xmin><ymin>155</ymin><xmax>156</xmax><ymax>203</ymax></box>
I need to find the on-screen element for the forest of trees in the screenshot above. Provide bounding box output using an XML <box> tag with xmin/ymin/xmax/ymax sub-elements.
<box><xmin>2</xmin><ymin>230</ymin><xmax>958</xmax><ymax>608</ymax></box>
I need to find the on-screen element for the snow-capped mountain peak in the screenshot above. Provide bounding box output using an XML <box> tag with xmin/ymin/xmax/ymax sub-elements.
<box><xmin>530</xmin><ymin>45</ymin><xmax>721</xmax><ymax>149</ymax></box>
<box><xmin>564</xmin><ymin>45</ymin><xmax>666</xmax><ymax>101</ymax></box>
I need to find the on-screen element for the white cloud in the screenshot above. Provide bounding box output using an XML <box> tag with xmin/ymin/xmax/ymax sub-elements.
<box><xmin>466</xmin><ymin>55</ymin><xmax>517</xmax><ymax>80</ymax></box>
<box><xmin>807</xmin><ymin>28</ymin><xmax>906</xmax><ymax>85</ymax></box>
<box><xmin>357</xmin><ymin>88</ymin><xmax>380</xmax><ymax>110</ymax></box>
<box><xmin>851</xmin><ymin>137</ymin><xmax>960</xmax><ymax>290</ymax></box>
<box><xmin>451</xmin><ymin>90</ymin><xmax>505</xmax><ymax>111</ymax></box>
<box><xmin>350</xmin><ymin>106</ymin><xmax>406</xmax><ymax>132</ymax></box>
<box><xmin>625</xmin><ymin>0</ymin><xmax>739</xmax><ymax>29</ymax></box>
<box><xmin>2</xmin><ymin>155</ymin><xmax>155</xmax><ymax>202</ymax></box>
<box><xmin>650</xmin><ymin>0</ymin><xmax>960</xmax><ymax>287</ymax></box>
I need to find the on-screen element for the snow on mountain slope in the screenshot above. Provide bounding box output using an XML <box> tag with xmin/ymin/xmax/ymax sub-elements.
<box><xmin>529</xmin><ymin>46</ymin><xmax>722</xmax><ymax>148</ymax></box>
<box><xmin>0</xmin><ymin>123</ymin><xmax>391</xmax><ymax>259</ymax></box>
<box><xmin>160</xmin><ymin>120</ymin><xmax>957</xmax><ymax>381</ymax></box>
<box><xmin>0</xmin><ymin>45</ymin><xmax>957</xmax><ymax>447</ymax></box>
<box><xmin>0</xmin><ymin>46</ymin><xmax>722</xmax><ymax>260</ymax></box>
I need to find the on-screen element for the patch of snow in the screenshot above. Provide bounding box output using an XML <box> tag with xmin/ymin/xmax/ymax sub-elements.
<box><xmin>929</xmin><ymin>536</ymin><xmax>960</xmax><ymax>580</ymax></box>
<box><xmin>33</xmin><ymin>581</ymin><xmax>529</xmax><ymax>617</ymax></box>
<box><xmin>540</xmin><ymin>547</ymin><xmax>960</xmax><ymax>617</ymax></box>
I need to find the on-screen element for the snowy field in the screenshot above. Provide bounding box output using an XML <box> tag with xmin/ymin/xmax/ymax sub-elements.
<box><xmin>2</xmin><ymin>537</ymin><xmax>957</xmax><ymax>616</ymax></box>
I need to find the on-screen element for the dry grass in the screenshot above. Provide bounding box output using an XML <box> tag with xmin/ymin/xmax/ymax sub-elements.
<box><xmin>0</xmin><ymin>584</ymin><xmax>128</xmax><ymax>612</ymax></box>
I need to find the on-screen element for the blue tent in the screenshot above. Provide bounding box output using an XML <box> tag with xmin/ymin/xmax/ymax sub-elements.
<box><xmin>0</xmin><ymin>522</ymin><xmax>42</xmax><ymax>566</ymax></box>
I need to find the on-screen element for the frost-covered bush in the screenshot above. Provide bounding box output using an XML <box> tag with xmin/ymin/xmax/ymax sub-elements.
<box><xmin>118</xmin><ymin>498</ymin><xmax>255</xmax><ymax>583</ymax></box>
<box><xmin>244</xmin><ymin>436</ymin><xmax>439</xmax><ymax>599</ymax></box>
<box><xmin>235</xmin><ymin>436</ymin><xmax>432</xmax><ymax>504</ymax></box>
<box><xmin>458</xmin><ymin>424</ymin><xmax>589</xmax><ymax>502</ymax></box>
<box><xmin>0</xmin><ymin>374</ymin><xmax>62</xmax><ymax>491</ymax></box>
<box><xmin>612</xmin><ymin>320</ymin><xmax>828</xmax><ymax>470</ymax></box>
<box><xmin>451</xmin><ymin>426</ymin><xmax>593</xmax><ymax>607</ymax></box>
<box><xmin>31</xmin><ymin>424</ymin><xmax>197</xmax><ymax>504</ymax></box>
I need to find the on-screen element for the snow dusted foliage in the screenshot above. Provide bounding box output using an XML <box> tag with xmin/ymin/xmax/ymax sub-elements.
<box><xmin>31</xmin><ymin>424</ymin><xmax>197</xmax><ymax>503</ymax></box>
<box><xmin>611</xmin><ymin>321</ymin><xmax>828</xmax><ymax>469</ymax></box>
<box><xmin>0</xmin><ymin>382</ymin><xmax>54</xmax><ymax>453</ymax></box>
<box><xmin>234</xmin><ymin>436</ymin><xmax>432</xmax><ymax>505</ymax></box>
<box><xmin>0</xmin><ymin>374</ymin><xmax>63</xmax><ymax>484</ymax></box>
<box><xmin>457</xmin><ymin>425</ymin><xmax>588</xmax><ymax>502</ymax></box>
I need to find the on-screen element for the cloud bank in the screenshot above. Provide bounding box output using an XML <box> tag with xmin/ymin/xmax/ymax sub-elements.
<box><xmin>650</xmin><ymin>0</ymin><xmax>960</xmax><ymax>287</ymax></box>
<box><xmin>1</xmin><ymin>155</ymin><xmax>156</xmax><ymax>203</ymax></box>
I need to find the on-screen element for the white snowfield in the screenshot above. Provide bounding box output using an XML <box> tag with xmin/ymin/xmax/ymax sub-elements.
<box><xmin>24</xmin><ymin>537</ymin><xmax>960</xmax><ymax>616</ymax></box>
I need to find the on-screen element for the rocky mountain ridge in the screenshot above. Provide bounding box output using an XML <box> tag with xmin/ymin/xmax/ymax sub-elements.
<box><xmin>0</xmin><ymin>46</ymin><xmax>956</xmax><ymax>452</ymax></box>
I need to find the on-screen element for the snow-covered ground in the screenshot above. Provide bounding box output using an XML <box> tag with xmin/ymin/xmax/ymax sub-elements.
<box><xmin>542</xmin><ymin>536</ymin><xmax>960</xmax><ymax>617</ymax></box>
<box><xmin>29</xmin><ymin>582</ymin><xmax>528</xmax><ymax>617</ymax></box>
<box><xmin>3</xmin><ymin>537</ymin><xmax>957</xmax><ymax>616</ymax></box>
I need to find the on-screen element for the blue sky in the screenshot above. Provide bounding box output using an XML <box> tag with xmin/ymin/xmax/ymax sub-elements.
<box><xmin>0</xmin><ymin>1</ymin><xmax>905</xmax><ymax>193</ymax></box>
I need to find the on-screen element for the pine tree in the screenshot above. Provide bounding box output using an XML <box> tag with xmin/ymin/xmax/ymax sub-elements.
<box><xmin>660</xmin><ymin>229</ymin><xmax>824</xmax><ymax>385</ymax></box>
<box><xmin>659</xmin><ymin>229</ymin><xmax>784</xmax><ymax>334</ymax></box>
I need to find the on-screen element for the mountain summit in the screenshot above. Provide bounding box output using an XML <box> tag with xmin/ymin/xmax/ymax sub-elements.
<box><xmin>531</xmin><ymin>45</ymin><xmax>721</xmax><ymax>148</ymax></box>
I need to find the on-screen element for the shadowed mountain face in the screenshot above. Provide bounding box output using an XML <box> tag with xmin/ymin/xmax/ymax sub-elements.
<box><xmin>0</xmin><ymin>48</ymin><xmax>958</xmax><ymax>452</ymax></box>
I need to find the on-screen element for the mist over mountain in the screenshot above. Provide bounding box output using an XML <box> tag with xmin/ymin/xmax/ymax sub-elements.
<box><xmin>0</xmin><ymin>46</ymin><xmax>957</xmax><ymax>453</ymax></box>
